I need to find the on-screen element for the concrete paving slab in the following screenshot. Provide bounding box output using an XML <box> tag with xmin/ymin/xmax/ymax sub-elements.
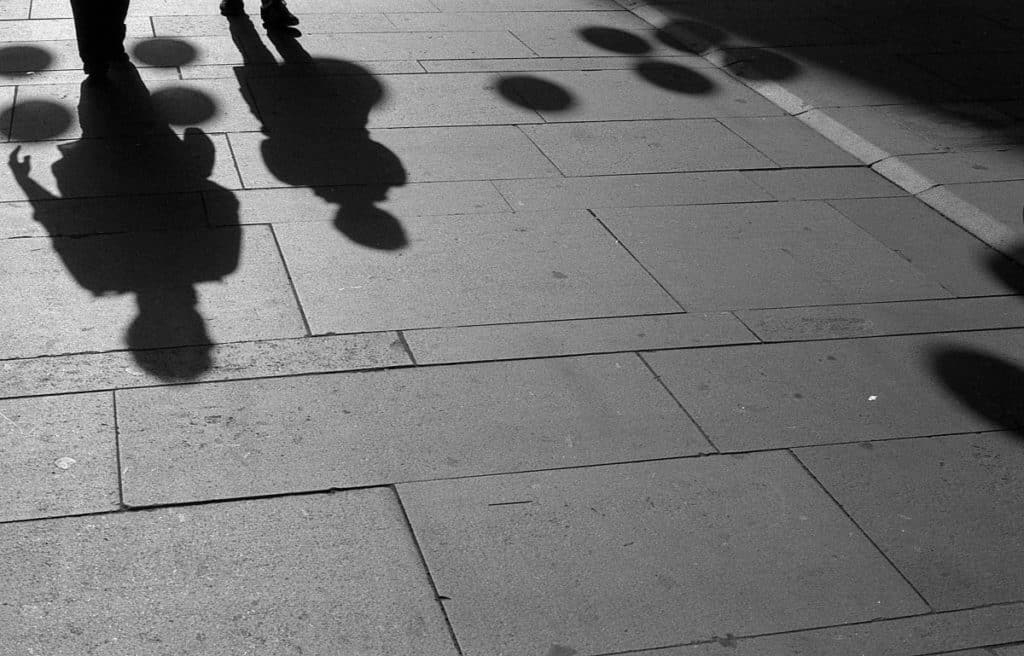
<box><xmin>1</xmin><ymin>0</ymin><xmax>29</xmax><ymax>19</ymax></box>
<box><xmin>0</xmin><ymin>17</ymin><xmax>152</xmax><ymax>42</ymax></box>
<box><xmin>744</xmin><ymin>167</ymin><xmax>905</xmax><ymax>200</ymax></box>
<box><xmin>997</xmin><ymin>646</ymin><xmax>1024</xmax><ymax>656</ymax></box>
<box><xmin>521</xmin><ymin>119</ymin><xmax>776</xmax><ymax>176</ymax></box>
<box><xmin>503</xmin><ymin>68</ymin><xmax>783</xmax><ymax>122</ymax></box>
<box><xmin>721</xmin><ymin>45</ymin><xmax>967</xmax><ymax>108</ymax></box>
<box><xmin>942</xmin><ymin>180</ymin><xmax>1024</xmax><ymax>232</ymax></box>
<box><xmin>643</xmin><ymin>330</ymin><xmax>1024</xmax><ymax>451</ymax></box>
<box><xmin>152</xmin><ymin>13</ymin><xmax>395</xmax><ymax>36</ymax></box>
<box><xmin>0</xmin><ymin>39</ymin><xmax>92</xmax><ymax>74</ymax></box>
<box><xmin>511</xmin><ymin>27</ymin><xmax>698</xmax><ymax>58</ymax></box>
<box><xmin>719</xmin><ymin>116</ymin><xmax>861</xmax><ymax>167</ymax></box>
<box><xmin>274</xmin><ymin>211</ymin><xmax>679</xmax><ymax>333</ymax></box>
<box><xmin>596</xmin><ymin>201</ymin><xmax>949</xmax><ymax>311</ymax></box>
<box><xmin>404</xmin><ymin>312</ymin><xmax>757</xmax><ymax>363</ymax></box>
<box><xmin>820</xmin><ymin>103</ymin><xmax>1024</xmax><ymax>156</ymax></box>
<box><xmin>0</xmin><ymin>489</ymin><xmax>459</xmax><ymax>656</ymax></box>
<box><xmin>828</xmin><ymin>196</ymin><xmax>1024</xmax><ymax>296</ymax></box>
<box><xmin>0</xmin><ymin>393</ymin><xmax>118</xmax><ymax>522</ymax></box>
<box><xmin>0</xmin><ymin>332</ymin><xmax>410</xmax><ymax>399</ymax></box>
<box><xmin>0</xmin><ymin>66</ymin><xmax>180</xmax><ymax>87</ymax></box>
<box><xmin>494</xmin><ymin>171</ymin><xmax>770</xmax><ymax>211</ymax></box>
<box><xmin>797</xmin><ymin>432</ymin><xmax>1024</xmax><ymax>610</ymax></box>
<box><xmin>250</xmin><ymin>72</ymin><xmax>543</xmax><ymax>129</ymax></box>
<box><xmin>230</xmin><ymin>125</ymin><xmax>560</xmax><ymax>187</ymax></box>
<box><xmin>0</xmin><ymin>135</ymin><xmax>241</xmax><ymax>202</ymax></box>
<box><xmin>738</xmin><ymin>297</ymin><xmax>1024</xmax><ymax>342</ymax></box>
<box><xmin>181</xmin><ymin>60</ymin><xmax>425</xmax><ymax>79</ymax></box>
<box><xmin>31</xmin><ymin>0</ymin><xmax>437</xmax><ymax>17</ymax></box>
<box><xmin>118</xmin><ymin>354</ymin><xmax>706</xmax><ymax>506</ymax></box>
<box><xmin>397</xmin><ymin>454</ymin><xmax>927</xmax><ymax>656</ymax></box>
<box><xmin>431</xmin><ymin>0</ymin><xmax>621</xmax><ymax>10</ymax></box>
<box><xmin>263</xmin><ymin>31</ymin><xmax>536</xmax><ymax>61</ymax></box>
<box><xmin>10</xmin><ymin>78</ymin><xmax>263</xmax><ymax>141</ymax></box>
<box><xmin>420</xmin><ymin>54</ymin><xmax>714</xmax><ymax>73</ymax></box>
<box><xmin>619</xmin><ymin>604</ymin><xmax>1024</xmax><ymax>655</ymax></box>
<box><xmin>892</xmin><ymin>148</ymin><xmax>1024</xmax><ymax>186</ymax></box>
<box><xmin>388</xmin><ymin>10</ymin><xmax>650</xmax><ymax>32</ymax></box>
<box><xmin>0</xmin><ymin>193</ymin><xmax>205</xmax><ymax>239</ymax></box>
<box><xmin>0</xmin><ymin>226</ymin><xmax>304</xmax><ymax>360</ymax></box>
<box><xmin>908</xmin><ymin>52</ymin><xmax>1024</xmax><ymax>102</ymax></box>
<box><xmin>207</xmin><ymin>182</ymin><xmax>510</xmax><ymax>226</ymax></box>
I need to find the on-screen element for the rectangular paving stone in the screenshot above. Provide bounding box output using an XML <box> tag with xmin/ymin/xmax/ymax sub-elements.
<box><xmin>0</xmin><ymin>333</ymin><xmax>410</xmax><ymax>399</ymax></box>
<box><xmin>643</xmin><ymin>330</ymin><xmax>1024</xmax><ymax>451</ymax></box>
<box><xmin>0</xmin><ymin>17</ymin><xmax>151</xmax><ymax>42</ymax></box>
<box><xmin>596</xmin><ymin>202</ymin><xmax>949</xmax><ymax>311</ymax></box>
<box><xmin>117</xmin><ymin>354</ymin><xmax>707</xmax><ymax>506</ymax></box>
<box><xmin>431</xmin><ymin>0</ymin><xmax>620</xmax><ymax>10</ymax></box>
<box><xmin>250</xmin><ymin>72</ymin><xmax>543</xmax><ymax>129</ymax></box>
<box><xmin>0</xmin><ymin>193</ymin><xmax>205</xmax><ymax>239</ymax></box>
<box><xmin>397</xmin><ymin>454</ymin><xmax>927</xmax><ymax>656</ymax></box>
<box><xmin>207</xmin><ymin>182</ymin><xmax>510</xmax><ymax>226</ymax></box>
<box><xmin>828</xmin><ymin>196</ymin><xmax>1024</xmax><ymax>296</ymax></box>
<box><xmin>0</xmin><ymin>135</ymin><xmax>241</xmax><ymax>202</ymax></box>
<box><xmin>0</xmin><ymin>40</ymin><xmax>82</xmax><ymax>73</ymax></box>
<box><xmin>510</xmin><ymin>27</ymin><xmax>703</xmax><ymax>58</ymax></box>
<box><xmin>0</xmin><ymin>393</ymin><xmax>118</xmax><ymax>522</ymax></box>
<box><xmin>31</xmin><ymin>0</ymin><xmax>437</xmax><ymax>17</ymax></box>
<box><xmin>521</xmin><ymin>120</ymin><xmax>776</xmax><ymax>176</ymax></box>
<box><xmin>797</xmin><ymin>432</ymin><xmax>1024</xmax><ymax>610</ymax></box>
<box><xmin>737</xmin><ymin>297</ymin><xmax>1024</xmax><ymax>342</ymax></box>
<box><xmin>621</xmin><ymin>604</ymin><xmax>1024</xmax><ymax>656</ymax></box>
<box><xmin>387</xmin><ymin>9</ymin><xmax>650</xmax><ymax>31</ymax></box>
<box><xmin>274</xmin><ymin>211</ymin><xmax>680</xmax><ymax>334</ymax></box>
<box><xmin>504</xmin><ymin>69</ymin><xmax>783</xmax><ymax>122</ymax></box>
<box><xmin>420</xmin><ymin>55</ymin><xmax>713</xmax><ymax>73</ymax></box>
<box><xmin>181</xmin><ymin>60</ymin><xmax>425</xmax><ymax>79</ymax></box>
<box><xmin>720</xmin><ymin>116</ymin><xmax>861</xmax><ymax>167</ymax></box>
<box><xmin>229</xmin><ymin>125</ymin><xmax>561</xmax><ymax>187</ymax></box>
<box><xmin>494</xmin><ymin>171</ymin><xmax>771</xmax><ymax>210</ymax></box>
<box><xmin>266</xmin><ymin>31</ymin><xmax>535</xmax><ymax>61</ymax></box>
<box><xmin>0</xmin><ymin>490</ymin><xmax>459</xmax><ymax>656</ymax></box>
<box><xmin>1</xmin><ymin>0</ymin><xmax>29</xmax><ymax>19</ymax></box>
<box><xmin>744</xmin><ymin>167</ymin><xmax>905</xmax><ymax>200</ymax></box>
<box><xmin>942</xmin><ymin>179</ymin><xmax>1024</xmax><ymax>231</ymax></box>
<box><xmin>892</xmin><ymin>148</ymin><xmax>1024</xmax><ymax>185</ymax></box>
<box><xmin>404</xmin><ymin>312</ymin><xmax>757</xmax><ymax>364</ymax></box>
<box><xmin>153</xmin><ymin>13</ymin><xmax>395</xmax><ymax>36</ymax></box>
<box><xmin>0</xmin><ymin>226</ymin><xmax>304</xmax><ymax>359</ymax></box>
<box><xmin>0</xmin><ymin>66</ymin><xmax>180</xmax><ymax>87</ymax></box>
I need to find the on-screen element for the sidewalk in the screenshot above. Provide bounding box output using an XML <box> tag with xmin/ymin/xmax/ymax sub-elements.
<box><xmin>2</xmin><ymin>1</ymin><xmax>1024</xmax><ymax>654</ymax></box>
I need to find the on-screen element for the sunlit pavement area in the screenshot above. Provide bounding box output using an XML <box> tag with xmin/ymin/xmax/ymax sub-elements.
<box><xmin>3</xmin><ymin>0</ymin><xmax>1024</xmax><ymax>654</ymax></box>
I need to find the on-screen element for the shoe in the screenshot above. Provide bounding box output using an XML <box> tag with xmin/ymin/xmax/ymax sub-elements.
<box><xmin>261</xmin><ymin>0</ymin><xmax>299</xmax><ymax>27</ymax></box>
<box><xmin>220</xmin><ymin>0</ymin><xmax>244</xmax><ymax>16</ymax></box>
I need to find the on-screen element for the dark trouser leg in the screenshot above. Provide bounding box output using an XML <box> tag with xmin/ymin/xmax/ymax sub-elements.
<box><xmin>68</xmin><ymin>0</ymin><xmax>130</xmax><ymax>74</ymax></box>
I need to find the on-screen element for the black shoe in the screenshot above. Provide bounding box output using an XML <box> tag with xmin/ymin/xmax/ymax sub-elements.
<box><xmin>220</xmin><ymin>0</ymin><xmax>244</xmax><ymax>16</ymax></box>
<box><xmin>261</xmin><ymin>0</ymin><xmax>299</xmax><ymax>27</ymax></box>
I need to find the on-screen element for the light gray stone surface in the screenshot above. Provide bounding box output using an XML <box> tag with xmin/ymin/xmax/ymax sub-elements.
<box><xmin>620</xmin><ymin>604</ymin><xmax>1024</xmax><ymax>655</ymax></box>
<box><xmin>152</xmin><ymin>13</ymin><xmax>395</xmax><ymax>36</ymax></box>
<box><xmin>0</xmin><ymin>489</ymin><xmax>459</xmax><ymax>656</ymax></box>
<box><xmin>397</xmin><ymin>454</ymin><xmax>927</xmax><ymax>656</ymax></box>
<box><xmin>274</xmin><ymin>211</ymin><xmax>679</xmax><ymax>334</ymax></box>
<box><xmin>521</xmin><ymin>119</ymin><xmax>776</xmax><ymax>176</ymax></box>
<box><xmin>404</xmin><ymin>312</ymin><xmax>757</xmax><ymax>363</ymax></box>
<box><xmin>797</xmin><ymin>433</ymin><xmax>1024</xmax><ymax>610</ymax></box>
<box><xmin>230</xmin><ymin>125</ymin><xmax>561</xmax><ymax>187</ymax></box>
<box><xmin>0</xmin><ymin>226</ymin><xmax>304</xmax><ymax>359</ymax></box>
<box><xmin>117</xmin><ymin>354</ymin><xmax>708</xmax><ymax>506</ymax></box>
<box><xmin>387</xmin><ymin>9</ymin><xmax>650</xmax><ymax>31</ymax></box>
<box><xmin>890</xmin><ymin>148</ymin><xmax>1024</xmax><ymax>185</ymax></box>
<box><xmin>719</xmin><ymin>116</ymin><xmax>862</xmax><ymax>167</ymax></box>
<box><xmin>262</xmin><ymin>31</ymin><xmax>536</xmax><ymax>61</ymax></box>
<box><xmin>942</xmin><ymin>180</ymin><xmax>1024</xmax><ymax>231</ymax></box>
<box><xmin>643</xmin><ymin>330</ymin><xmax>1024</xmax><ymax>450</ymax></box>
<box><xmin>0</xmin><ymin>393</ymin><xmax>118</xmax><ymax>522</ymax></box>
<box><xmin>0</xmin><ymin>0</ymin><xmax>29</xmax><ymax>19</ymax></box>
<box><xmin>431</xmin><ymin>0</ymin><xmax>621</xmax><ymax>11</ymax></box>
<box><xmin>596</xmin><ymin>201</ymin><xmax>949</xmax><ymax>310</ymax></box>
<box><xmin>505</xmin><ymin>69</ymin><xmax>782</xmax><ymax>122</ymax></box>
<box><xmin>828</xmin><ymin>196</ymin><xmax>1024</xmax><ymax>296</ymax></box>
<box><xmin>0</xmin><ymin>194</ymin><xmax>205</xmax><ymax>239</ymax></box>
<box><xmin>420</xmin><ymin>55</ymin><xmax>713</xmax><ymax>73</ymax></box>
<box><xmin>504</xmin><ymin>28</ymin><xmax>701</xmax><ymax>58</ymax></box>
<box><xmin>494</xmin><ymin>171</ymin><xmax>770</xmax><ymax>210</ymax></box>
<box><xmin>744</xmin><ymin>167</ymin><xmax>904</xmax><ymax>200</ymax></box>
<box><xmin>31</xmin><ymin>0</ymin><xmax>437</xmax><ymax>17</ymax></box>
<box><xmin>0</xmin><ymin>333</ymin><xmax>411</xmax><ymax>399</ymax></box>
<box><xmin>0</xmin><ymin>17</ymin><xmax>149</xmax><ymax>44</ymax></box>
<box><xmin>737</xmin><ymin>297</ymin><xmax>1024</xmax><ymax>342</ymax></box>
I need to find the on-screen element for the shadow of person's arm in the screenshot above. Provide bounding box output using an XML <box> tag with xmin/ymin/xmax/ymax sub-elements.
<box><xmin>8</xmin><ymin>146</ymin><xmax>57</xmax><ymax>202</ymax></box>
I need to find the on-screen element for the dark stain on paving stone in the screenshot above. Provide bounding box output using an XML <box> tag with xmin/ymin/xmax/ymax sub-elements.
<box><xmin>545</xmin><ymin>645</ymin><xmax>578</xmax><ymax>656</ymax></box>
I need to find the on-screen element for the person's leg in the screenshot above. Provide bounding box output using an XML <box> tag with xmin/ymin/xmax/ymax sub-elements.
<box><xmin>260</xmin><ymin>0</ymin><xmax>299</xmax><ymax>27</ymax></box>
<box><xmin>106</xmin><ymin>0</ymin><xmax>130</xmax><ymax>63</ymax></box>
<box><xmin>69</xmin><ymin>0</ymin><xmax>109</xmax><ymax>75</ymax></box>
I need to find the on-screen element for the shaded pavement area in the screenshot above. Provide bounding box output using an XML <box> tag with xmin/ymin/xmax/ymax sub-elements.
<box><xmin>2</xmin><ymin>1</ymin><xmax>1024</xmax><ymax>654</ymax></box>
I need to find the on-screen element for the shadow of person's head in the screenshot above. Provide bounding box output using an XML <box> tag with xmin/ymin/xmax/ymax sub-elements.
<box><xmin>127</xmin><ymin>287</ymin><xmax>213</xmax><ymax>380</ymax></box>
<box><xmin>315</xmin><ymin>184</ymin><xmax>408</xmax><ymax>250</ymax></box>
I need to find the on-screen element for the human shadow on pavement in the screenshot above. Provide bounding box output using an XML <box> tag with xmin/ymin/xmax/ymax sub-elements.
<box><xmin>7</xmin><ymin>63</ymin><xmax>239</xmax><ymax>381</ymax></box>
<box><xmin>226</xmin><ymin>16</ymin><xmax>407</xmax><ymax>250</ymax></box>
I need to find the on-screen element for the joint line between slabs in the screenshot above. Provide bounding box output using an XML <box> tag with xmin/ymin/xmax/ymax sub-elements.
<box><xmin>268</xmin><ymin>223</ymin><xmax>314</xmax><ymax>337</ymax></box>
<box><xmin>635</xmin><ymin>351</ymin><xmax>720</xmax><ymax>453</ymax></box>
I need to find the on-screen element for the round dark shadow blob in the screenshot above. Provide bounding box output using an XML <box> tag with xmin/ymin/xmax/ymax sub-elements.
<box><xmin>730</xmin><ymin>49</ymin><xmax>799</xmax><ymax>81</ymax></box>
<box><xmin>131</xmin><ymin>38</ymin><xmax>198</xmax><ymax>67</ymax></box>
<box><xmin>636</xmin><ymin>60</ymin><xmax>713</xmax><ymax>94</ymax></box>
<box><xmin>0</xmin><ymin>99</ymin><xmax>74</xmax><ymax>141</ymax></box>
<box><xmin>0</xmin><ymin>45</ymin><xmax>54</xmax><ymax>75</ymax></box>
<box><xmin>932</xmin><ymin>346</ymin><xmax>1024</xmax><ymax>433</ymax></box>
<box><xmin>656</xmin><ymin>20</ymin><xmax>726</xmax><ymax>55</ymax></box>
<box><xmin>150</xmin><ymin>86</ymin><xmax>217</xmax><ymax>126</ymax></box>
<box><xmin>577</xmin><ymin>27</ymin><xmax>651</xmax><ymax>55</ymax></box>
<box><xmin>496</xmin><ymin>75</ymin><xmax>575</xmax><ymax>112</ymax></box>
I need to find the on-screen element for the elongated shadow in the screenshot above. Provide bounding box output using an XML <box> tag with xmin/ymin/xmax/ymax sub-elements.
<box><xmin>226</xmin><ymin>17</ymin><xmax>407</xmax><ymax>249</ymax></box>
<box><xmin>8</xmin><ymin>64</ymin><xmax>238</xmax><ymax>380</ymax></box>
<box><xmin>931</xmin><ymin>346</ymin><xmax>1024</xmax><ymax>437</ymax></box>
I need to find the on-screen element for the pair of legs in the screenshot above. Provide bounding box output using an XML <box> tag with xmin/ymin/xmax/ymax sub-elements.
<box><xmin>220</xmin><ymin>0</ymin><xmax>299</xmax><ymax>27</ymax></box>
<box><xmin>69</xmin><ymin>0</ymin><xmax>131</xmax><ymax>76</ymax></box>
